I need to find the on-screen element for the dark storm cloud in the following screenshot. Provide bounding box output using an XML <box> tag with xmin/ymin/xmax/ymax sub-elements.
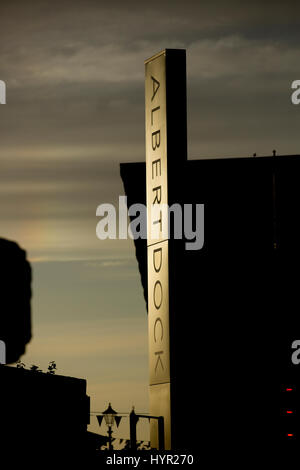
<box><xmin>1</xmin><ymin>0</ymin><xmax>300</xmax><ymax>248</ymax></box>
<box><xmin>0</xmin><ymin>80</ymin><xmax>145</xmax><ymax>159</ymax></box>
<box><xmin>1</xmin><ymin>1</ymin><xmax>299</xmax><ymax>156</ymax></box>
<box><xmin>0</xmin><ymin>158</ymin><xmax>123</xmax><ymax>220</ymax></box>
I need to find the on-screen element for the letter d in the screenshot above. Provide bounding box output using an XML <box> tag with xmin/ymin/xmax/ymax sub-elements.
<box><xmin>153</xmin><ymin>247</ymin><xmax>162</xmax><ymax>272</ymax></box>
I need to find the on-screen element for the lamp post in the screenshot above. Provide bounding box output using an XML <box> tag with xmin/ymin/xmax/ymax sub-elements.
<box><xmin>103</xmin><ymin>402</ymin><xmax>117</xmax><ymax>450</ymax></box>
<box><xmin>130</xmin><ymin>406</ymin><xmax>139</xmax><ymax>451</ymax></box>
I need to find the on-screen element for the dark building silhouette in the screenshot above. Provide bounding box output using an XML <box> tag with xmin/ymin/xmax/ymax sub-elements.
<box><xmin>0</xmin><ymin>365</ymin><xmax>91</xmax><ymax>458</ymax></box>
<box><xmin>121</xmin><ymin>154</ymin><xmax>300</xmax><ymax>450</ymax></box>
<box><xmin>0</xmin><ymin>238</ymin><xmax>32</xmax><ymax>363</ymax></box>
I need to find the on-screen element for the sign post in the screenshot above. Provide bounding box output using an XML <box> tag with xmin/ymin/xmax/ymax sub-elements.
<box><xmin>145</xmin><ymin>49</ymin><xmax>187</xmax><ymax>449</ymax></box>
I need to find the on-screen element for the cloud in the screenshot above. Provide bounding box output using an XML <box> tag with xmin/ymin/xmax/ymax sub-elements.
<box><xmin>188</xmin><ymin>36</ymin><xmax>300</xmax><ymax>80</ymax></box>
<box><xmin>1</xmin><ymin>0</ymin><xmax>300</xmax><ymax>427</ymax></box>
<box><xmin>25</xmin><ymin>323</ymin><xmax>147</xmax><ymax>359</ymax></box>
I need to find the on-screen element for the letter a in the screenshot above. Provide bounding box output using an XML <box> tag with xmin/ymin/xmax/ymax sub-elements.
<box><xmin>96</xmin><ymin>204</ymin><xmax>116</xmax><ymax>239</ymax></box>
<box><xmin>151</xmin><ymin>76</ymin><xmax>160</xmax><ymax>101</ymax></box>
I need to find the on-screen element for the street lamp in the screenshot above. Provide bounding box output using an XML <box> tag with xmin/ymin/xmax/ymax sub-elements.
<box><xmin>103</xmin><ymin>402</ymin><xmax>117</xmax><ymax>450</ymax></box>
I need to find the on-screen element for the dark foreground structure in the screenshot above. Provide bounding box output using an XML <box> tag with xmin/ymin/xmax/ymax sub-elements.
<box><xmin>121</xmin><ymin>154</ymin><xmax>300</xmax><ymax>450</ymax></box>
<box><xmin>0</xmin><ymin>238</ymin><xmax>32</xmax><ymax>363</ymax></box>
<box><xmin>0</xmin><ymin>365</ymin><xmax>91</xmax><ymax>458</ymax></box>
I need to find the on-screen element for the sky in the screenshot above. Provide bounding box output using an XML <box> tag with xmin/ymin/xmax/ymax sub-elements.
<box><xmin>1</xmin><ymin>0</ymin><xmax>300</xmax><ymax>442</ymax></box>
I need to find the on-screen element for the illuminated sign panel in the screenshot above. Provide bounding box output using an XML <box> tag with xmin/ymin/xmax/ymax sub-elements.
<box><xmin>145</xmin><ymin>49</ymin><xmax>187</xmax><ymax>450</ymax></box>
<box><xmin>145</xmin><ymin>50</ymin><xmax>171</xmax><ymax>449</ymax></box>
<box><xmin>146</xmin><ymin>51</ymin><xmax>170</xmax><ymax>387</ymax></box>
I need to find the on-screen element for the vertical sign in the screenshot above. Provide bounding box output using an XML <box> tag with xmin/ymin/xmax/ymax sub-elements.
<box><xmin>145</xmin><ymin>49</ymin><xmax>187</xmax><ymax>450</ymax></box>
